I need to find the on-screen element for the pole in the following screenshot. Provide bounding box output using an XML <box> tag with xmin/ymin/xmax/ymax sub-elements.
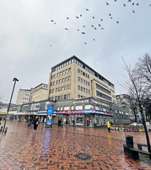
<box><xmin>3</xmin><ymin>78</ymin><xmax>19</xmax><ymax>130</ymax></box>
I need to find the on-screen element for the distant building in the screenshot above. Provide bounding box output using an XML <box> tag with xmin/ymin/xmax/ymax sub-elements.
<box><xmin>16</xmin><ymin>89</ymin><xmax>31</xmax><ymax>105</ymax></box>
<box><xmin>116</xmin><ymin>94</ymin><xmax>132</xmax><ymax>115</ymax></box>
<box><xmin>31</xmin><ymin>83</ymin><xmax>48</xmax><ymax>102</ymax></box>
<box><xmin>48</xmin><ymin>56</ymin><xmax>116</xmax><ymax>107</ymax></box>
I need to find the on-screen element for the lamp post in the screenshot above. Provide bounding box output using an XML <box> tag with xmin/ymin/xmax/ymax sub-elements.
<box><xmin>3</xmin><ymin>77</ymin><xmax>19</xmax><ymax>132</ymax></box>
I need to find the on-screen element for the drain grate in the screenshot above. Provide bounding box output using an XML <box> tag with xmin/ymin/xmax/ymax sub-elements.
<box><xmin>75</xmin><ymin>153</ymin><xmax>91</xmax><ymax>161</ymax></box>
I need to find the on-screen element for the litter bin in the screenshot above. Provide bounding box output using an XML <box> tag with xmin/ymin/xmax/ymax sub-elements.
<box><xmin>126</xmin><ymin>136</ymin><xmax>134</xmax><ymax>148</ymax></box>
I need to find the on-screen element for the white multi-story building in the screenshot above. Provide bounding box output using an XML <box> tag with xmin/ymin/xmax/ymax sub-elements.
<box><xmin>31</xmin><ymin>83</ymin><xmax>48</xmax><ymax>102</ymax></box>
<box><xmin>16</xmin><ymin>89</ymin><xmax>31</xmax><ymax>105</ymax></box>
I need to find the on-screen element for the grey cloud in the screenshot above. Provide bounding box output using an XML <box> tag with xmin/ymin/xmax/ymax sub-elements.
<box><xmin>0</xmin><ymin>0</ymin><xmax>151</xmax><ymax>102</ymax></box>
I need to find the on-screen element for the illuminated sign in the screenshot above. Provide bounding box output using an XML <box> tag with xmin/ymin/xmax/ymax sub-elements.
<box><xmin>55</xmin><ymin>110</ymin><xmax>113</xmax><ymax>116</ymax></box>
<box><xmin>47</xmin><ymin>105</ymin><xmax>54</xmax><ymax>115</ymax></box>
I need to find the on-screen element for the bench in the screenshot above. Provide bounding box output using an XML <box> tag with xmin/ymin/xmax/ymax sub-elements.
<box><xmin>123</xmin><ymin>144</ymin><xmax>151</xmax><ymax>160</ymax></box>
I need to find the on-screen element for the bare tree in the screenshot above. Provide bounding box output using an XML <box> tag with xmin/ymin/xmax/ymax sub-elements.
<box><xmin>136</xmin><ymin>54</ymin><xmax>151</xmax><ymax>84</ymax></box>
<box><xmin>126</xmin><ymin>63</ymin><xmax>151</xmax><ymax>155</ymax></box>
<box><xmin>129</xmin><ymin>95</ymin><xmax>138</xmax><ymax>122</ymax></box>
<box><xmin>142</xmin><ymin>98</ymin><xmax>151</xmax><ymax>121</ymax></box>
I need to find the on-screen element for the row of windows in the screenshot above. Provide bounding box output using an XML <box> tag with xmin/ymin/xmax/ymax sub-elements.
<box><xmin>50</xmin><ymin>76</ymin><xmax>71</xmax><ymax>86</ymax></box>
<box><xmin>52</xmin><ymin>59</ymin><xmax>78</xmax><ymax>72</ymax></box>
<box><xmin>78</xmin><ymin>77</ymin><xmax>90</xmax><ymax>86</ymax></box>
<box><xmin>51</xmin><ymin>68</ymin><xmax>71</xmax><ymax>79</ymax></box>
<box><xmin>49</xmin><ymin>94</ymin><xmax>70</xmax><ymax>101</ymax></box>
<box><xmin>77</xmin><ymin>68</ymin><xmax>90</xmax><ymax>79</ymax></box>
<box><xmin>78</xmin><ymin>85</ymin><xmax>90</xmax><ymax>94</ymax></box>
<box><xmin>96</xmin><ymin>91</ymin><xmax>112</xmax><ymax>101</ymax></box>
<box><xmin>50</xmin><ymin>84</ymin><xmax>71</xmax><ymax>93</ymax></box>
<box><xmin>96</xmin><ymin>83</ymin><xmax>111</xmax><ymax>95</ymax></box>
<box><xmin>22</xmin><ymin>98</ymin><xmax>30</xmax><ymax>101</ymax></box>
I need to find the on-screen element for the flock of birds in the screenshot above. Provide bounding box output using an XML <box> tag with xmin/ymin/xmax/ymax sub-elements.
<box><xmin>49</xmin><ymin>0</ymin><xmax>151</xmax><ymax>46</ymax></box>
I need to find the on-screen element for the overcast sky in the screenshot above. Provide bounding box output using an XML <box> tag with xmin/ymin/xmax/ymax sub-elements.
<box><xmin>0</xmin><ymin>0</ymin><xmax>151</xmax><ymax>103</ymax></box>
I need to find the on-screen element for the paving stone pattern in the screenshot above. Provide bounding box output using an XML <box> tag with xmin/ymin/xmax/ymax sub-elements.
<box><xmin>0</xmin><ymin>122</ymin><xmax>151</xmax><ymax>170</ymax></box>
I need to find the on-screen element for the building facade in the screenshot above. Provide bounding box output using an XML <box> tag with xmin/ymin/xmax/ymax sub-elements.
<box><xmin>49</xmin><ymin>56</ymin><xmax>116</xmax><ymax>107</ymax></box>
<box><xmin>16</xmin><ymin>89</ymin><xmax>31</xmax><ymax>105</ymax></box>
<box><xmin>31</xmin><ymin>83</ymin><xmax>48</xmax><ymax>102</ymax></box>
<box><xmin>116</xmin><ymin>94</ymin><xmax>132</xmax><ymax>115</ymax></box>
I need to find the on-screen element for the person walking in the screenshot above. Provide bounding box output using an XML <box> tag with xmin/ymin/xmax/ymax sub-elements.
<box><xmin>107</xmin><ymin>121</ymin><xmax>111</xmax><ymax>133</ymax></box>
<box><xmin>33</xmin><ymin>117</ymin><xmax>39</xmax><ymax>130</ymax></box>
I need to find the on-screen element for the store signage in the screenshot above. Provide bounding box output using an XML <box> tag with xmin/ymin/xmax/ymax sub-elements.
<box><xmin>55</xmin><ymin>110</ymin><xmax>113</xmax><ymax>116</ymax></box>
<box><xmin>47</xmin><ymin>105</ymin><xmax>54</xmax><ymax>115</ymax></box>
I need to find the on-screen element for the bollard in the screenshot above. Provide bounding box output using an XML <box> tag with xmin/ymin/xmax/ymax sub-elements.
<box><xmin>126</xmin><ymin>136</ymin><xmax>134</xmax><ymax>148</ymax></box>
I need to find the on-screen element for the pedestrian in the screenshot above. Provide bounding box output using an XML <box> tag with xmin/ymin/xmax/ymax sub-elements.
<box><xmin>72</xmin><ymin>119</ymin><xmax>75</xmax><ymax>126</ymax></box>
<box><xmin>0</xmin><ymin>117</ymin><xmax>2</xmax><ymax>126</ymax></box>
<box><xmin>33</xmin><ymin>117</ymin><xmax>39</xmax><ymax>130</ymax></box>
<box><xmin>107</xmin><ymin>121</ymin><xmax>111</xmax><ymax>133</ymax></box>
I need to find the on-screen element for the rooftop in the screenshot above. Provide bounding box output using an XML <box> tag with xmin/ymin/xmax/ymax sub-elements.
<box><xmin>51</xmin><ymin>56</ymin><xmax>114</xmax><ymax>87</ymax></box>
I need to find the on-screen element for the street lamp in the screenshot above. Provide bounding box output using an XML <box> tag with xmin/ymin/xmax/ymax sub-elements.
<box><xmin>3</xmin><ymin>77</ymin><xmax>19</xmax><ymax>133</ymax></box>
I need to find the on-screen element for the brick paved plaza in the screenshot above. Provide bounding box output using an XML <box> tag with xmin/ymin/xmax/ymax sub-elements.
<box><xmin>0</xmin><ymin>122</ymin><xmax>151</xmax><ymax>170</ymax></box>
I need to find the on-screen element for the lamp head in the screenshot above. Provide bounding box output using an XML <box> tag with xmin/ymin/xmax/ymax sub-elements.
<box><xmin>13</xmin><ymin>77</ymin><xmax>19</xmax><ymax>82</ymax></box>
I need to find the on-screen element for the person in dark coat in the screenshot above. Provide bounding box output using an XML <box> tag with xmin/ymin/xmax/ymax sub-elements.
<box><xmin>33</xmin><ymin>117</ymin><xmax>39</xmax><ymax>130</ymax></box>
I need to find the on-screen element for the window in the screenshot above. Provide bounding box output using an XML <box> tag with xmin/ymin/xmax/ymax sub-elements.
<box><xmin>85</xmin><ymin>105</ymin><xmax>93</xmax><ymax>110</ymax></box>
<box><xmin>96</xmin><ymin>91</ymin><xmax>112</xmax><ymax>101</ymax></box>
<box><xmin>67</xmin><ymin>94</ymin><xmax>70</xmax><ymax>99</ymax></box>
<box><xmin>78</xmin><ymin>85</ymin><xmax>80</xmax><ymax>90</ymax></box>
<box><xmin>96</xmin><ymin>83</ymin><xmax>111</xmax><ymax>94</ymax></box>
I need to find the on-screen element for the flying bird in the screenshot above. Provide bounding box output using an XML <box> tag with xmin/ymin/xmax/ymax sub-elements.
<box><xmin>106</xmin><ymin>2</ymin><xmax>109</xmax><ymax>6</ymax></box>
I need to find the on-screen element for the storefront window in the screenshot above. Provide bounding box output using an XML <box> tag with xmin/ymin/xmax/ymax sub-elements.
<box><xmin>76</xmin><ymin>117</ymin><xmax>84</xmax><ymax>124</ymax></box>
<box><xmin>85</xmin><ymin>105</ymin><xmax>93</xmax><ymax>110</ymax></box>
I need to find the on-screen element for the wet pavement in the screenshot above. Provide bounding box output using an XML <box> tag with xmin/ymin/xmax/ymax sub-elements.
<box><xmin>0</xmin><ymin>121</ymin><xmax>151</xmax><ymax>170</ymax></box>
